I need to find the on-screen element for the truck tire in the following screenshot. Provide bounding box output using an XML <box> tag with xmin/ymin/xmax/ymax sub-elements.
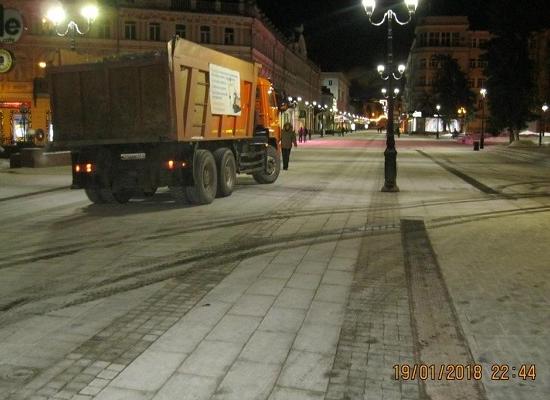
<box><xmin>213</xmin><ymin>148</ymin><xmax>236</xmax><ymax>197</ymax></box>
<box><xmin>100</xmin><ymin>188</ymin><xmax>132</xmax><ymax>204</ymax></box>
<box><xmin>84</xmin><ymin>186</ymin><xmax>105</xmax><ymax>204</ymax></box>
<box><xmin>253</xmin><ymin>145</ymin><xmax>280</xmax><ymax>184</ymax></box>
<box><xmin>185</xmin><ymin>149</ymin><xmax>217</xmax><ymax>205</ymax></box>
<box><xmin>169</xmin><ymin>185</ymin><xmax>189</xmax><ymax>204</ymax></box>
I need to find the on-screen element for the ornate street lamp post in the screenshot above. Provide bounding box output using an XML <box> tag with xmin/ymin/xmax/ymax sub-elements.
<box><xmin>45</xmin><ymin>3</ymin><xmax>98</xmax><ymax>50</ymax></box>
<box><xmin>458</xmin><ymin>107</ymin><xmax>467</xmax><ymax>133</ymax></box>
<box><xmin>480</xmin><ymin>88</ymin><xmax>487</xmax><ymax>149</ymax></box>
<box><xmin>363</xmin><ymin>0</ymin><xmax>418</xmax><ymax>192</ymax></box>
<box><xmin>541</xmin><ymin>104</ymin><xmax>548</xmax><ymax>147</ymax></box>
<box><xmin>436</xmin><ymin>104</ymin><xmax>441</xmax><ymax>139</ymax></box>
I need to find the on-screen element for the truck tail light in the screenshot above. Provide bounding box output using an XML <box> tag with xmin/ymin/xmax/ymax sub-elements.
<box><xmin>166</xmin><ymin>160</ymin><xmax>187</xmax><ymax>170</ymax></box>
<box><xmin>75</xmin><ymin>163</ymin><xmax>94</xmax><ymax>173</ymax></box>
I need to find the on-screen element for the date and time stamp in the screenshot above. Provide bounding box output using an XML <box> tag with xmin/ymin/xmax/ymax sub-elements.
<box><xmin>393</xmin><ymin>363</ymin><xmax>537</xmax><ymax>381</ymax></box>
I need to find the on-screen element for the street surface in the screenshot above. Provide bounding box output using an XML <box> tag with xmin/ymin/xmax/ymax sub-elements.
<box><xmin>0</xmin><ymin>131</ymin><xmax>549</xmax><ymax>400</ymax></box>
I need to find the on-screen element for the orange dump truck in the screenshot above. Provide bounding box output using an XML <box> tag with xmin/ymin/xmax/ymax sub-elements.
<box><xmin>48</xmin><ymin>37</ymin><xmax>281</xmax><ymax>204</ymax></box>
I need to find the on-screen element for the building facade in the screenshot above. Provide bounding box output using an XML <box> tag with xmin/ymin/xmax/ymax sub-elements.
<box><xmin>0</xmin><ymin>0</ymin><xmax>321</xmax><ymax>145</ymax></box>
<box><xmin>404</xmin><ymin>16</ymin><xmax>490</xmax><ymax>133</ymax></box>
<box><xmin>320</xmin><ymin>72</ymin><xmax>350</xmax><ymax>113</ymax></box>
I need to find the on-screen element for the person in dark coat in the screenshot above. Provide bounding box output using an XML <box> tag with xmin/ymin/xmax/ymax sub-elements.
<box><xmin>280</xmin><ymin>122</ymin><xmax>297</xmax><ymax>170</ymax></box>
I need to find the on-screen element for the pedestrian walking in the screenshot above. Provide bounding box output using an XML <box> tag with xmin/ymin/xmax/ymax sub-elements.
<box><xmin>306</xmin><ymin>127</ymin><xmax>311</xmax><ymax>140</ymax></box>
<box><xmin>281</xmin><ymin>122</ymin><xmax>297</xmax><ymax>170</ymax></box>
<box><xmin>298</xmin><ymin>126</ymin><xmax>304</xmax><ymax>143</ymax></box>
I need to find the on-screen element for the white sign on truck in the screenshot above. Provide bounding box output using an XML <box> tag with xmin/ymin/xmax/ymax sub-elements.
<box><xmin>209</xmin><ymin>63</ymin><xmax>242</xmax><ymax>116</ymax></box>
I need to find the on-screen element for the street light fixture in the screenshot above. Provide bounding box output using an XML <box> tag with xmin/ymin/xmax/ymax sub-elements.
<box><xmin>363</xmin><ymin>0</ymin><xmax>418</xmax><ymax>192</ymax></box>
<box><xmin>45</xmin><ymin>3</ymin><xmax>98</xmax><ymax>50</ymax></box>
<box><xmin>436</xmin><ymin>104</ymin><xmax>441</xmax><ymax>139</ymax></box>
<box><xmin>541</xmin><ymin>104</ymin><xmax>548</xmax><ymax>147</ymax></box>
<box><xmin>479</xmin><ymin>88</ymin><xmax>487</xmax><ymax>149</ymax></box>
<box><xmin>458</xmin><ymin>107</ymin><xmax>467</xmax><ymax>133</ymax></box>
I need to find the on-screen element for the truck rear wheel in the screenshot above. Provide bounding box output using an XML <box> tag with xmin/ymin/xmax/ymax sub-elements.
<box><xmin>213</xmin><ymin>148</ymin><xmax>236</xmax><ymax>197</ymax></box>
<box><xmin>185</xmin><ymin>149</ymin><xmax>217</xmax><ymax>205</ymax></box>
<box><xmin>84</xmin><ymin>186</ymin><xmax>105</xmax><ymax>204</ymax></box>
<box><xmin>100</xmin><ymin>188</ymin><xmax>132</xmax><ymax>204</ymax></box>
<box><xmin>169</xmin><ymin>185</ymin><xmax>189</xmax><ymax>203</ymax></box>
<box><xmin>253</xmin><ymin>145</ymin><xmax>280</xmax><ymax>184</ymax></box>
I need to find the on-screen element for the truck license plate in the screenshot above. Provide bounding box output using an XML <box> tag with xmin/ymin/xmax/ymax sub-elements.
<box><xmin>120</xmin><ymin>153</ymin><xmax>146</xmax><ymax>160</ymax></box>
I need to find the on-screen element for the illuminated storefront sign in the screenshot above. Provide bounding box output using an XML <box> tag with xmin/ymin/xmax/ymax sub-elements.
<box><xmin>0</xmin><ymin>101</ymin><xmax>31</xmax><ymax>109</ymax></box>
<box><xmin>0</xmin><ymin>49</ymin><xmax>14</xmax><ymax>73</ymax></box>
<box><xmin>0</xmin><ymin>5</ymin><xmax>23</xmax><ymax>43</ymax></box>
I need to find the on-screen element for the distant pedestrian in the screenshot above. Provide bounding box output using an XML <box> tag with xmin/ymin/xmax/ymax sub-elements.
<box><xmin>281</xmin><ymin>122</ymin><xmax>297</xmax><ymax>170</ymax></box>
<box><xmin>340</xmin><ymin>126</ymin><xmax>345</xmax><ymax>137</ymax></box>
<box><xmin>298</xmin><ymin>127</ymin><xmax>304</xmax><ymax>143</ymax></box>
<box><xmin>306</xmin><ymin>127</ymin><xmax>311</xmax><ymax>140</ymax></box>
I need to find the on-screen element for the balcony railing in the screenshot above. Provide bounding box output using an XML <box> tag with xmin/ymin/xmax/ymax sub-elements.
<box><xmin>171</xmin><ymin>0</ymin><xmax>192</xmax><ymax>11</ymax></box>
<box><xmin>196</xmin><ymin>0</ymin><xmax>216</xmax><ymax>12</ymax></box>
<box><xmin>221</xmin><ymin>2</ymin><xmax>240</xmax><ymax>14</ymax></box>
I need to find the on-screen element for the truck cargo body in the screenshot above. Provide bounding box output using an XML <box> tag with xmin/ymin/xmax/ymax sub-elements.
<box><xmin>49</xmin><ymin>38</ymin><xmax>281</xmax><ymax>204</ymax></box>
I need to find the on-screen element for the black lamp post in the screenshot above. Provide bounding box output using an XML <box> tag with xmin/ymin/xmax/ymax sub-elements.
<box><xmin>542</xmin><ymin>104</ymin><xmax>548</xmax><ymax>147</ymax></box>
<box><xmin>436</xmin><ymin>104</ymin><xmax>441</xmax><ymax>139</ymax></box>
<box><xmin>480</xmin><ymin>88</ymin><xmax>487</xmax><ymax>149</ymax></box>
<box><xmin>363</xmin><ymin>0</ymin><xmax>418</xmax><ymax>192</ymax></box>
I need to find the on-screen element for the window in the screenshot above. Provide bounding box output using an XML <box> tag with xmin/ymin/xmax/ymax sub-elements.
<box><xmin>429</xmin><ymin>32</ymin><xmax>439</xmax><ymax>46</ymax></box>
<box><xmin>430</xmin><ymin>57</ymin><xmax>439</xmax><ymax>68</ymax></box>
<box><xmin>468</xmin><ymin>79</ymin><xmax>474</xmax><ymax>88</ymax></box>
<box><xmin>419</xmin><ymin>32</ymin><xmax>428</xmax><ymax>47</ymax></box>
<box><xmin>328</xmin><ymin>80</ymin><xmax>333</xmax><ymax>85</ymax></box>
<box><xmin>98</xmin><ymin>20</ymin><xmax>110</xmax><ymax>39</ymax></box>
<box><xmin>451</xmin><ymin>33</ymin><xmax>460</xmax><ymax>47</ymax></box>
<box><xmin>471</xmin><ymin>38</ymin><xmax>478</xmax><ymax>48</ymax></box>
<box><xmin>477</xmin><ymin>78</ymin><xmax>486</xmax><ymax>88</ymax></box>
<box><xmin>224</xmin><ymin>27</ymin><xmax>235</xmax><ymax>45</ymax></box>
<box><xmin>149</xmin><ymin>23</ymin><xmax>161</xmax><ymax>41</ymax></box>
<box><xmin>469</xmin><ymin>59</ymin><xmax>477</xmax><ymax>68</ymax></box>
<box><xmin>200</xmin><ymin>26</ymin><xmax>211</xmax><ymax>44</ymax></box>
<box><xmin>175</xmin><ymin>24</ymin><xmax>186</xmax><ymax>38</ymax></box>
<box><xmin>124</xmin><ymin>21</ymin><xmax>137</xmax><ymax>40</ymax></box>
<box><xmin>441</xmin><ymin>32</ymin><xmax>451</xmax><ymax>47</ymax></box>
<box><xmin>419</xmin><ymin>58</ymin><xmax>427</xmax><ymax>69</ymax></box>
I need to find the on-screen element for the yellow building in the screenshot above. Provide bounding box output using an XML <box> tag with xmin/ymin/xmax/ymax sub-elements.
<box><xmin>0</xmin><ymin>0</ymin><xmax>321</xmax><ymax>146</ymax></box>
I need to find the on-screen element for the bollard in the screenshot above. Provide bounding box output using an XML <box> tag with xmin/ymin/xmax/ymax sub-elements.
<box><xmin>473</xmin><ymin>141</ymin><xmax>480</xmax><ymax>151</ymax></box>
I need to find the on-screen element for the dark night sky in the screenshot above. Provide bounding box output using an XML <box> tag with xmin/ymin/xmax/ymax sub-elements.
<box><xmin>256</xmin><ymin>0</ymin><xmax>491</xmax><ymax>73</ymax></box>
